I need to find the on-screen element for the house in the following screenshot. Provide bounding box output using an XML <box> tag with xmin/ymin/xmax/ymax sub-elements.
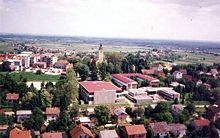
<box><xmin>99</xmin><ymin>130</ymin><xmax>119</xmax><ymax>138</ymax></box>
<box><xmin>149</xmin><ymin>122</ymin><xmax>169</xmax><ymax>137</ymax></box>
<box><xmin>210</xmin><ymin>69</ymin><xmax>218</xmax><ymax>77</ymax></box>
<box><xmin>183</xmin><ymin>74</ymin><xmax>193</xmax><ymax>81</ymax></box>
<box><xmin>141</xmin><ymin>69</ymin><xmax>165</xmax><ymax>78</ymax></box>
<box><xmin>149</xmin><ymin>122</ymin><xmax>187</xmax><ymax>137</ymax></box>
<box><xmin>0</xmin><ymin>125</ymin><xmax>8</xmax><ymax>134</ymax></box>
<box><xmin>170</xmin><ymin>82</ymin><xmax>185</xmax><ymax>88</ymax></box>
<box><xmin>9</xmin><ymin>128</ymin><xmax>31</xmax><ymax>138</ymax></box>
<box><xmin>79</xmin><ymin>117</ymin><xmax>94</xmax><ymax>127</ymax></box>
<box><xmin>16</xmin><ymin>110</ymin><xmax>32</xmax><ymax>122</ymax></box>
<box><xmin>124</xmin><ymin>125</ymin><xmax>147</xmax><ymax>138</ymax></box>
<box><xmin>6</xmin><ymin>93</ymin><xmax>19</xmax><ymax>102</ymax></box>
<box><xmin>168</xmin><ymin>123</ymin><xmax>187</xmax><ymax>137</ymax></box>
<box><xmin>32</xmin><ymin>62</ymin><xmax>47</xmax><ymax>69</ymax></box>
<box><xmin>205</xmin><ymin>104</ymin><xmax>220</xmax><ymax>121</ymax></box>
<box><xmin>70</xmin><ymin>124</ymin><xmax>94</xmax><ymax>138</ymax></box>
<box><xmin>193</xmin><ymin>119</ymin><xmax>210</xmax><ymax>130</ymax></box>
<box><xmin>45</xmin><ymin>107</ymin><xmax>60</xmax><ymax>122</ymax></box>
<box><xmin>41</xmin><ymin>132</ymin><xmax>63</xmax><ymax>138</ymax></box>
<box><xmin>54</xmin><ymin>60</ymin><xmax>72</xmax><ymax>71</ymax></box>
<box><xmin>112</xmin><ymin>108</ymin><xmax>128</xmax><ymax>123</ymax></box>
<box><xmin>172</xmin><ymin>71</ymin><xmax>183</xmax><ymax>79</ymax></box>
<box><xmin>171</xmin><ymin>104</ymin><xmax>184</xmax><ymax>114</ymax></box>
<box><xmin>79</xmin><ymin>81</ymin><xmax>122</xmax><ymax>105</ymax></box>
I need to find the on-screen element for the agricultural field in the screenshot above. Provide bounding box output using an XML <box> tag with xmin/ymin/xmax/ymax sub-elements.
<box><xmin>174</xmin><ymin>52</ymin><xmax>220</xmax><ymax>65</ymax></box>
<box><xmin>0</xmin><ymin>42</ymin><xmax>15</xmax><ymax>53</ymax></box>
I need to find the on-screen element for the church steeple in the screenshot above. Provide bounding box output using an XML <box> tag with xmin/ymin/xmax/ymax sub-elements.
<box><xmin>97</xmin><ymin>43</ymin><xmax>104</xmax><ymax>63</ymax></box>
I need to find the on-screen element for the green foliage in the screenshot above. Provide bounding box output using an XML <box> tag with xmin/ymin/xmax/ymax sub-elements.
<box><xmin>125</xmin><ymin>107</ymin><xmax>133</xmax><ymax>116</ymax></box>
<box><xmin>75</xmin><ymin>63</ymin><xmax>89</xmax><ymax>81</ymax></box>
<box><xmin>95</xmin><ymin>105</ymin><xmax>110</xmax><ymax>125</ymax></box>
<box><xmin>23</xmin><ymin>108</ymin><xmax>44</xmax><ymax>130</ymax></box>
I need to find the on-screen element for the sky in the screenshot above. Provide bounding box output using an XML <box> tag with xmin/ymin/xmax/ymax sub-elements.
<box><xmin>1</xmin><ymin>0</ymin><xmax>220</xmax><ymax>41</ymax></box>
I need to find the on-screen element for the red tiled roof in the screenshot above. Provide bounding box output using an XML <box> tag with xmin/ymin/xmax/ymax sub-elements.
<box><xmin>45</xmin><ymin>107</ymin><xmax>60</xmax><ymax>115</ymax></box>
<box><xmin>6</xmin><ymin>93</ymin><xmax>19</xmax><ymax>100</ymax></box>
<box><xmin>125</xmin><ymin>125</ymin><xmax>147</xmax><ymax>136</ymax></box>
<box><xmin>70</xmin><ymin>124</ymin><xmax>94</xmax><ymax>138</ymax></box>
<box><xmin>80</xmin><ymin>81</ymin><xmax>121</xmax><ymax>94</ymax></box>
<box><xmin>9</xmin><ymin>128</ymin><xmax>31</xmax><ymax>138</ymax></box>
<box><xmin>41</xmin><ymin>132</ymin><xmax>62</xmax><ymax>138</ymax></box>
<box><xmin>112</xmin><ymin>73</ymin><xmax>159</xmax><ymax>84</ymax></box>
<box><xmin>112</xmin><ymin>74</ymin><xmax>136</xmax><ymax>83</ymax></box>
<box><xmin>194</xmin><ymin>119</ymin><xmax>210</xmax><ymax>127</ymax></box>
<box><xmin>141</xmin><ymin>69</ymin><xmax>155</xmax><ymax>75</ymax></box>
<box><xmin>55</xmin><ymin>60</ymin><xmax>69</xmax><ymax>65</ymax></box>
<box><xmin>149</xmin><ymin>122</ymin><xmax>169</xmax><ymax>134</ymax></box>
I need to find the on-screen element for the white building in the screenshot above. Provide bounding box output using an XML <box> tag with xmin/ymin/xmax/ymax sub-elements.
<box><xmin>16</xmin><ymin>110</ymin><xmax>32</xmax><ymax>122</ymax></box>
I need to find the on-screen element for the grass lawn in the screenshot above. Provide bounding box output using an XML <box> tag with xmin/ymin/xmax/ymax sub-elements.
<box><xmin>0</xmin><ymin>71</ymin><xmax>60</xmax><ymax>82</ymax></box>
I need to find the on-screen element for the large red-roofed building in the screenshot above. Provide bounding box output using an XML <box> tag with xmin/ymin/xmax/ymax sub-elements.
<box><xmin>112</xmin><ymin>73</ymin><xmax>160</xmax><ymax>89</ymax></box>
<box><xmin>9</xmin><ymin>128</ymin><xmax>31</xmax><ymax>138</ymax></box>
<box><xmin>79</xmin><ymin>81</ymin><xmax>122</xmax><ymax>105</ymax></box>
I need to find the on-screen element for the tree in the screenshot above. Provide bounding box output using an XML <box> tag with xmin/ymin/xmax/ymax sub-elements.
<box><xmin>23</xmin><ymin>108</ymin><xmax>44</xmax><ymax>130</ymax></box>
<box><xmin>144</xmin><ymin>105</ymin><xmax>153</xmax><ymax>118</ymax></box>
<box><xmin>90</xmin><ymin>61</ymin><xmax>99</xmax><ymax>80</ymax></box>
<box><xmin>75</xmin><ymin>63</ymin><xmax>89</xmax><ymax>81</ymax></box>
<box><xmin>147</xmin><ymin>128</ymin><xmax>154</xmax><ymax>138</ymax></box>
<box><xmin>125</xmin><ymin>107</ymin><xmax>133</xmax><ymax>116</ymax></box>
<box><xmin>185</xmin><ymin>103</ymin><xmax>195</xmax><ymax>115</ymax></box>
<box><xmin>133</xmin><ymin>107</ymin><xmax>144</xmax><ymax>117</ymax></box>
<box><xmin>95</xmin><ymin>105</ymin><xmax>110</xmax><ymax>125</ymax></box>
<box><xmin>1</xmin><ymin>61</ymin><xmax>11</xmax><ymax>71</ymax></box>
<box><xmin>153</xmin><ymin>102</ymin><xmax>169</xmax><ymax>113</ymax></box>
<box><xmin>45</xmin><ymin>81</ymin><xmax>54</xmax><ymax>90</ymax></box>
<box><xmin>99</xmin><ymin>62</ymin><xmax>107</xmax><ymax>80</ymax></box>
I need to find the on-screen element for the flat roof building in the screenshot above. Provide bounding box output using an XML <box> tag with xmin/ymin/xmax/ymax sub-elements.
<box><xmin>79</xmin><ymin>81</ymin><xmax>121</xmax><ymax>105</ymax></box>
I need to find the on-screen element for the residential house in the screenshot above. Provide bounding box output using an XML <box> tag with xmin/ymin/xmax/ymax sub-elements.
<box><xmin>183</xmin><ymin>74</ymin><xmax>193</xmax><ymax>81</ymax></box>
<box><xmin>99</xmin><ymin>130</ymin><xmax>119</xmax><ymax>138</ymax></box>
<box><xmin>70</xmin><ymin>124</ymin><xmax>94</xmax><ymax>138</ymax></box>
<box><xmin>41</xmin><ymin>132</ymin><xmax>63</xmax><ymax>138</ymax></box>
<box><xmin>45</xmin><ymin>107</ymin><xmax>60</xmax><ymax>122</ymax></box>
<box><xmin>0</xmin><ymin>125</ymin><xmax>8</xmax><ymax>134</ymax></box>
<box><xmin>168</xmin><ymin>123</ymin><xmax>187</xmax><ymax>137</ymax></box>
<box><xmin>149</xmin><ymin>122</ymin><xmax>169</xmax><ymax>137</ymax></box>
<box><xmin>210</xmin><ymin>69</ymin><xmax>218</xmax><ymax>77</ymax></box>
<box><xmin>205</xmin><ymin>104</ymin><xmax>220</xmax><ymax>121</ymax></box>
<box><xmin>112</xmin><ymin>108</ymin><xmax>128</xmax><ymax>123</ymax></box>
<box><xmin>172</xmin><ymin>71</ymin><xmax>183</xmax><ymax>79</ymax></box>
<box><xmin>54</xmin><ymin>60</ymin><xmax>72</xmax><ymax>71</ymax></box>
<box><xmin>9</xmin><ymin>128</ymin><xmax>31</xmax><ymax>138</ymax></box>
<box><xmin>193</xmin><ymin>119</ymin><xmax>210</xmax><ymax>130</ymax></box>
<box><xmin>16</xmin><ymin>110</ymin><xmax>32</xmax><ymax>122</ymax></box>
<box><xmin>171</xmin><ymin>104</ymin><xmax>184</xmax><ymax>115</ymax></box>
<box><xmin>149</xmin><ymin>122</ymin><xmax>186</xmax><ymax>137</ymax></box>
<box><xmin>79</xmin><ymin>81</ymin><xmax>122</xmax><ymax>105</ymax></box>
<box><xmin>124</xmin><ymin>125</ymin><xmax>147</xmax><ymax>138</ymax></box>
<box><xmin>6</xmin><ymin>93</ymin><xmax>19</xmax><ymax>103</ymax></box>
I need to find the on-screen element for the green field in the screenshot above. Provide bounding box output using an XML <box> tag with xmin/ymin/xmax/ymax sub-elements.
<box><xmin>0</xmin><ymin>71</ymin><xmax>60</xmax><ymax>82</ymax></box>
<box><xmin>174</xmin><ymin>52</ymin><xmax>220</xmax><ymax>65</ymax></box>
<box><xmin>0</xmin><ymin>42</ymin><xmax>15</xmax><ymax>53</ymax></box>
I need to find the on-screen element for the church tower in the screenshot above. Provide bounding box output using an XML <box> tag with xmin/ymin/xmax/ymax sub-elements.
<box><xmin>98</xmin><ymin>43</ymin><xmax>104</xmax><ymax>63</ymax></box>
